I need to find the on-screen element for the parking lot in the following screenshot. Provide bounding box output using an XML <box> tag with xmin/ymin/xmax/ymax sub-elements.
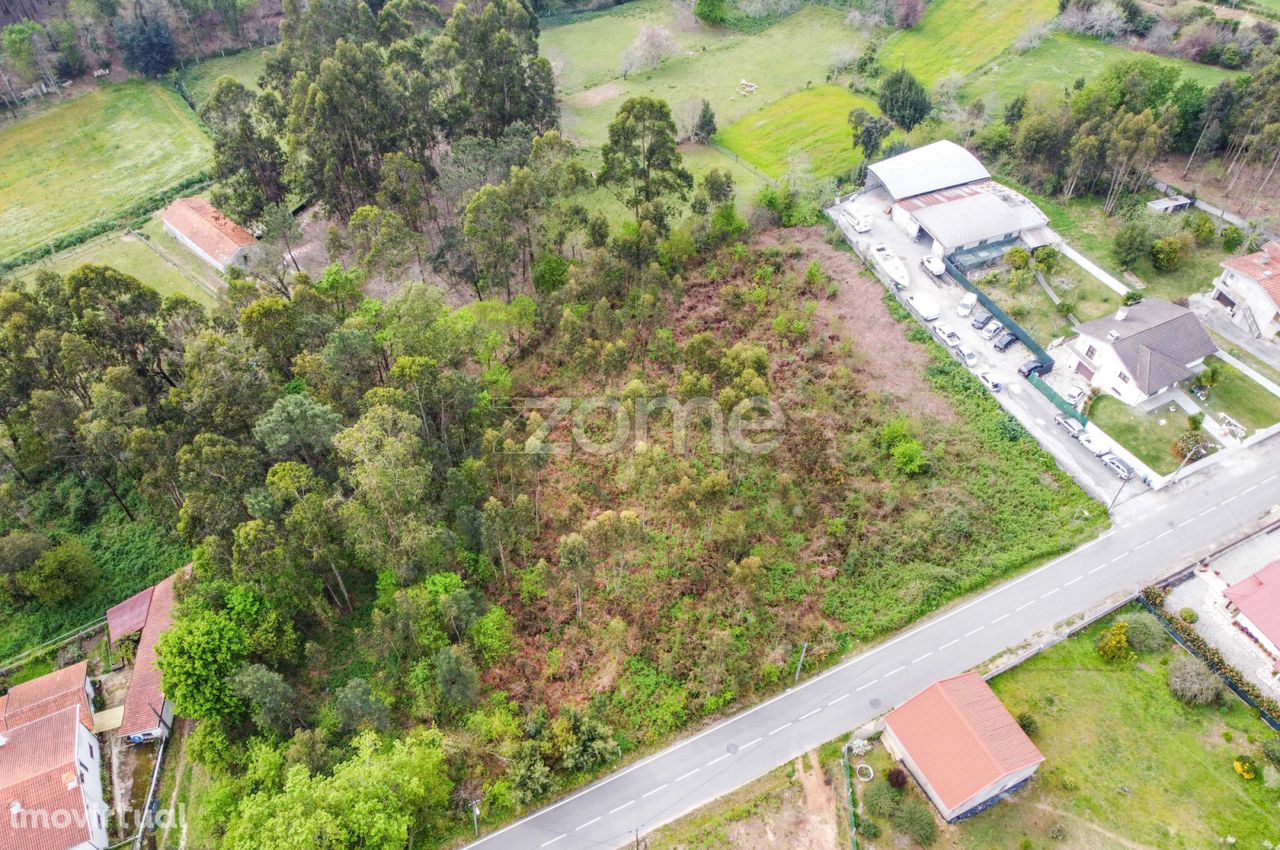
<box><xmin>829</xmin><ymin>191</ymin><xmax>1149</xmax><ymax>507</ymax></box>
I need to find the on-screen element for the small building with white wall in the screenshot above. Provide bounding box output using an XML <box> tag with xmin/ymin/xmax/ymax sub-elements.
<box><xmin>161</xmin><ymin>196</ymin><xmax>256</xmax><ymax>273</ymax></box>
<box><xmin>882</xmin><ymin>671</ymin><xmax>1044</xmax><ymax>822</ymax></box>
<box><xmin>1063</xmin><ymin>299</ymin><xmax>1217</xmax><ymax>407</ymax></box>
<box><xmin>1210</xmin><ymin>241</ymin><xmax>1280</xmax><ymax>340</ymax></box>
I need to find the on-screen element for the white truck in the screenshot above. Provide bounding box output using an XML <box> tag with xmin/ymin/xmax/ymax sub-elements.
<box><xmin>906</xmin><ymin>293</ymin><xmax>940</xmax><ymax>322</ymax></box>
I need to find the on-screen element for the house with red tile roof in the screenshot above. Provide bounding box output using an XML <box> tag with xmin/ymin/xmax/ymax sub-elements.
<box><xmin>0</xmin><ymin>704</ymin><xmax>108</xmax><ymax>850</ymax></box>
<box><xmin>1211</xmin><ymin>241</ymin><xmax>1280</xmax><ymax>340</ymax></box>
<box><xmin>0</xmin><ymin>662</ymin><xmax>94</xmax><ymax>733</ymax></box>
<box><xmin>160</xmin><ymin>196</ymin><xmax>256</xmax><ymax>273</ymax></box>
<box><xmin>1225</xmin><ymin>559</ymin><xmax>1280</xmax><ymax>665</ymax></box>
<box><xmin>118</xmin><ymin>570</ymin><xmax>183</xmax><ymax>743</ymax></box>
<box><xmin>882</xmin><ymin>672</ymin><xmax>1044</xmax><ymax>822</ymax></box>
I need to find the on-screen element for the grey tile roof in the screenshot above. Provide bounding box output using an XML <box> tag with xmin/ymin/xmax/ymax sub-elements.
<box><xmin>1076</xmin><ymin>299</ymin><xmax>1217</xmax><ymax>395</ymax></box>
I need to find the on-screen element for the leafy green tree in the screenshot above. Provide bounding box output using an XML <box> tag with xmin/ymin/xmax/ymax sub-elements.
<box><xmin>254</xmin><ymin>394</ymin><xmax>343</xmax><ymax>468</ymax></box>
<box><xmin>599</xmin><ymin>96</ymin><xmax>693</xmax><ymax>225</ymax></box>
<box><xmin>0</xmin><ymin>532</ymin><xmax>49</xmax><ymax>599</ymax></box>
<box><xmin>114</xmin><ymin>17</ymin><xmax>176</xmax><ymax>77</ymax></box>
<box><xmin>232</xmin><ymin>663</ymin><xmax>298</xmax><ymax>737</ymax></box>
<box><xmin>333</xmin><ymin>677</ymin><xmax>390</xmax><ymax>733</ymax></box>
<box><xmin>693</xmin><ymin>0</ymin><xmax>727</xmax><ymax>24</ymax></box>
<box><xmin>1113</xmin><ymin>220</ymin><xmax>1152</xmax><ymax>268</ymax></box>
<box><xmin>16</xmin><ymin>539</ymin><xmax>97</xmax><ymax>605</ymax></box>
<box><xmin>434</xmin><ymin>644</ymin><xmax>478</xmax><ymax>708</ymax></box>
<box><xmin>849</xmin><ymin>107</ymin><xmax>892</xmax><ymax>161</ymax></box>
<box><xmin>157</xmin><ymin>608</ymin><xmax>252</xmax><ymax>720</ymax></box>
<box><xmin>877</xmin><ymin>68</ymin><xmax>931</xmax><ymax>130</ymax></box>
<box><xmin>1222</xmin><ymin>225</ymin><xmax>1244</xmax><ymax>252</ymax></box>
<box><xmin>202</xmin><ymin>78</ymin><xmax>289</xmax><ymax>226</ymax></box>
<box><xmin>693</xmin><ymin>99</ymin><xmax>717</xmax><ymax>142</ymax></box>
<box><xmin>469</xmin><ymin>605</ymin><xmax>515</xmax><ymax>664</ymax></box>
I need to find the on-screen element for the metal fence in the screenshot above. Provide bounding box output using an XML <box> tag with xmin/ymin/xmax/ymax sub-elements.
<box><xmin>942</xmin><ymin>257</ymin><xmax>1055</xmax><ymax>370</ymax></box>
<box><xmin>1028</xmin><ymin>373</ymin><xmax>1087</xmax><ymax>426</ymax></box>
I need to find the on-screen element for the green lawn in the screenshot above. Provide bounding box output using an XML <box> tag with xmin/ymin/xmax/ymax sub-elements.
<box><xmin>0</xmin><ymin>81</ymin><xmax>212</xmax><ymax>260</ymax></box>
<box><xmin>550</xmin><ymin>5</ymin><xmax>866</xmax><ymax>147</ymax></box>
<box><xmin>177</xmin><ymin>46</ymin><xmax>274</xmax><ymax>109</ymax></box>
<box><xmin>879</xmin><ymin>0</ymin><xmax>1058</xmax><ymax>85</ymax></box>
<box><xmin>965</xmin><ymin>33</ymin><xmax>1244</xmax><ymax>111</ymax></box>
<box><xmin>1088</xmin><ymin>395</ymin><xmax>1208</xmax><ymax>474</ymax></box>
<box><xmin>960</xmin><ymin>608</ymin><xmax>1279</xmax><ymax>850</ymax></box>
<box><xmin>1198</xmin><ymin>355</ymin><xmax>1280</xmax><ymax>433</ymax></box>
<box><xmin>716</xmin><ymin>85</ymin><xmax>887</xmax><ymax>179</ymax></box>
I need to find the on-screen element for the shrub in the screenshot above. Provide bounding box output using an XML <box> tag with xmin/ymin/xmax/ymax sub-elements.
<box><xmin>1222</xmin><ymin>225</ymin><xmax>1244</xmax><ymax>252</ymax></box>
<box><xmin>1172</xmin><ymin>430</ymin><xmax>1212</xmax><ymax>462</ymax></box>
<box><xmin>1182</xmin><ymin>211</ymin><xmax>1215</xmax><ymax>246</ymax></box>
<box><xmin>1263</xmin><ymin>737</ymin><xmax>1280</xmax><ymax>767</ymax></box>
<box><xmin>1095</xmin><ymin>621</ymin><xmax>1132</xmax><ymax>663</ymax></box>
<box><xmin>863</xmin><ymin>780</ymin><xmax>900</xmax><ymax>819</ymax></box>
<box><xmin>1116</xmin><ymin>612</ymin><xmax>1168</xmax><ymax>653</ymax></box>
<box><xmin>891</xmin><ymin>439</ymin><xmax>929</xmax><ymax>475</ymax></box>
<box><xmin>1114</xmin><ymin>220</ymin><xmax>1152</xmax><ymax>268</ymax></box>
<box><xmin>1151</xmin><ymin>234</ymin><xmax>1193</xmax><ymax>272</ymax></box>
<box><xmin>1234</xmin><ymin>754</ymin><xmax>1258</xmax><ymax>780</ymax></box>
<box><xmin>1006</xmin><ymin>246</ymin><xmax>1032</xmax><ymax>270</ymax></box>
<box><xmin>1017</xmin><ymin>711</ymin><xmax>1038</xmax><ymax>736</ymax></box>
<box><xmin>877</xmin><ymin>68</ymin><xmax>931</xmax><ymax>130</ymax></box>
<box><xmin>887</xmin><ymin>766</ymin><xmax>909</xmax><ymax>789</ymax></box>
<box><xmin>1168</xmin><ymin>654</ymin><xmax>1221</xmax><ymax>705</ymax></box>
<box><xmin>1179</xmin><ymin>607</ymin><xmax>1199</xmax><ymax>624</ymax></box>
<box><xmin>858</xmin><ymin>819</ymin><xmax>882</xmax><ymax>838</ymax></box>
<box><xmin>892</xmin><ymin>798</ymin><xmax>938</xmax><ymax>846</ymax></box>
<box><xmin>17</xmin><ymin>540</ymin><xmax>99</xmax><ymax>606</ymax></box>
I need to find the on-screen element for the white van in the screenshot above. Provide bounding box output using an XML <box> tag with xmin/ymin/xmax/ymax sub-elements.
<box><xmin>956</xmin><ymin>291</ymin><xmax>978</xmax><ymax>318</ymax></box>
<box><xmin>849</xmin><ymin>209</ymin><xmax>873</xmax><ymax>233</ymax></box>
<box><xmin>907</xmin><ymin>293</ymin><xmax>940</xmax><ymax>322</ymax></box>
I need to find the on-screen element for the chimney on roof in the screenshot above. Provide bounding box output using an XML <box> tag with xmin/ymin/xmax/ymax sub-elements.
<box><xmin>1115</xmin><ymin>308</ymin><xmax>1128</xmax><ymax>321</ymax></box>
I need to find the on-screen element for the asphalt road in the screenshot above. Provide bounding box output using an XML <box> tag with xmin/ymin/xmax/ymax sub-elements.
<box><xmin>465</xmin><ymin>433</ymin><xmax>1280</xmax><ymax>850</ymax></box>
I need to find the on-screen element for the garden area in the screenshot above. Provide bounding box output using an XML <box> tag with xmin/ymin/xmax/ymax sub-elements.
<box><xmin>0</xmin><ymin>80</ymin><xmax>212</xmax><ymax>260</ymax></box>
<box><xmin>1196</xmin><ymin>355</ymin><xmax>1280</xmax><ymax>435</ymax></box>
<box><xmin>972</xmin><ymin>250</ymin><xmax>1121</xmax><ymax>346</ymax></box>
<box><xmin>1087</xmin><ymin>395</ymin><xmax>1215</xmax><ymax>475</ymax></box>
<box><xmin>176</xmin><ymin>46</ymin><xmax>274</xmax><ymax>109</ymax></box>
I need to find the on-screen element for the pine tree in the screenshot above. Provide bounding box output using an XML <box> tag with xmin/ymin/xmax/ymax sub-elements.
<box><xmin>694</xmin><ymin>99</ymin><xmax>717</xmax><ymax>143</ymax></box>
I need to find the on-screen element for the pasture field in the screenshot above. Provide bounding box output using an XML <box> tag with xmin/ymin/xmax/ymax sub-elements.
<box><xmin>966</xmin><ymin>33</ymin><xmax>1244</xmax><ymax>110</ymax></box>
<box><xmin>879</xmin><ymin>0</ymin><xmax>1058</xmax><ymax>84</ymax></box>
<box><xmin>0</xmin><ymin>81</ymin><xmax>212</xmax><ymax>260</ymax></box>
<box><xmin>716</xmin><ymin>85</ymin><xmax>884</xmax><ymax>179</ymax></box>
<box><xmin>549</xmin><ymin>5</ymin><xmax>866</xmax><ymax>147</ymax></box>
<box><xmin>177</xmin><ymin>46</ymin><xmax>274</xmax><ymax>109</ymax></box>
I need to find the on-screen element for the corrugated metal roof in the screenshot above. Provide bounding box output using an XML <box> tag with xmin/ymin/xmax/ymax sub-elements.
<box><xmin>867</xmin><ymin>140</ymin><xmax>990</xmax><ymax>201</ymax></box>
<box><xmin>909</xmin><ymin>189</ymin><xmax>1048</xmax><ymax>250</ymax></box>
<box><xmin>885</xmin><ymin>672</ymin><xmax>1044</xmax><ymax>813</ymax></box>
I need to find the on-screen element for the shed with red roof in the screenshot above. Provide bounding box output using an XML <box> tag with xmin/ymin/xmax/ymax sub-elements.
<box><xmin>161</xmin><ymin>196</ymin><xmax>256</xmax><ymax>273</ymax></box>
<box><xmin>882</xmin><ymin>672</ymin><xmax>1044</xmax><ymax>821</ymax></box>
<box><xmin>1225</xmin><ymin>559</ymin><xmax>1280</xmax><ymax>663</ymax></box>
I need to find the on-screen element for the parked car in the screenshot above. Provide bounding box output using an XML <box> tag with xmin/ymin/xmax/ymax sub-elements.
<box><xmin>1063</xmin><ymin>386</ymin><xmax>1087</xmax><ymax>407</ymax></box>
<box><xmin>849</xmin><ymin>209</ymin><xmax>873</xmax><ymax>233</ymax></box>
<box><xmin>993</xmin><ymin>332</ymin><xmax>1019</xmax><ymax>352</ymax></box>
<box><xmin>933</xmin><ymin>322</ymin><xmax>962</xmax><ymax>348</ymax></box>
<box><xmin>906</xmin><ymin>292</ymin><xmax>940</xmax><ymax>322</ymax></box>
<box><xmin>978</xmin><ymin>372</ymin><xmax>1002</xmax><ymax>392</ymax></box>
<box><xmin>1055</xmin><ymin>413</ymin><xmax>1086</xmax><ymax>438</ymax></box>
<box><xmin>1078</xmin><ymin>432</ymin><xmax>1110</xmax><ymax>456</ymax></box>
<box><xmin>958</xmin><ymin>347</ymin><xmax>978</xmax><ymax>367</ymax></box>
<box><xmin>970</xmin><ymin>311</ymin><xmax>993</xmax><ymax>330</ymax></box>
<box><xmin>1100</xmin><ymin>452</ymin><xmax>1134</xmax><ymax>480</ymax></box>
<box><xmin>921</xmin><ymin>255</ymin><xmax>945</xmax><ymax>277</ymax></box>
<box><xmin>1018</xmin><ymin>359</ymin><xmax>1047</xmax><ymax>377</ymax></box>
<box><xmin>981</xmin><ymin>321</ymin><xmax>1005</xmax><ymax>341</ymax></box>
<box><xmin>956</xmin><ymin>292</ymin><xmax>978</xmax><ymax>318</ymax></box>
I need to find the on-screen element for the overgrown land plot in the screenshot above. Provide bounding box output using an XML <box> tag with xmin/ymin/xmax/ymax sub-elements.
<box><xmin>550</xmin><ymin>5</ymin><xmax>865</xmax><ymax>147</ymax></box>
<box><xmin>880</xmin><ymin>0</ymin><xmax>1058</xmax><ymax>84</ymax></box>
<box><xmin>177</xmin><ymin>46</ymin><xmax>274</xmax><ymax>109</ymax></box>
<box><xmin>965</xmin><ymin>33</ymin><xmax>1244</xmax><ymax>110</ymax></box>
<box><xmin>716</xmin><ymin>86</ymin><xmax>888</xmax><ymax>179</ymax></box>
<box><xmin>0</xmin><ymin>81</ymin><xmax>212</xmax><ymax>259</ymax></box>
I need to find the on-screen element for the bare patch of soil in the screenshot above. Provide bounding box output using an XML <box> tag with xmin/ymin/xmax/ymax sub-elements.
<box><xmin>1153</xmin><ymin>156</ymin><xmax>1279</xmax><ymax>233</ymax></box>
<box><xmin>569</xmin><ymin>80</ymin><xmax>626</xmax><ymax>109</ymax></box>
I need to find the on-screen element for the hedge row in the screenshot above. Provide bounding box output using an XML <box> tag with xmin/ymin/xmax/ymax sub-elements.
<box><xmin>0</xmin><ymin>170</ymin><xmax>213</xmax><ymax>277</ymax></box>
<box><xmin>1141</xmin><ymin>585</ymin><xmax>1280</xmax><ymax>722</ymax></box>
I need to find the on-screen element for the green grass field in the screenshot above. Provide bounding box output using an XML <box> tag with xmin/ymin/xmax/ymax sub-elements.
<box><xmin>1199</xmin><ymin>355</ymin><xmax>1280</xmax><ymax>433</ymax></box>
<box><xmin>177</xmin><ymin>46</ymin><xmax>274</xmax><ymax>109</ymax></box>
<box><xmin>716</xmin><ymin>86</ymin><xmax>886</xmax><ymax>179</ymax></box>
<box><xmin>0</xmin><ymin>81</ymin><xmax>212</xmax><ymax>260</ymax></box>
<box><xmin>880</xmin><ymin>0</ymin><xmax>1058</xmax><ymax>85</ymax></box>
<box><xmin>549</xmin><ymin>5</ymin><xmax>866</xmax><ymax>147</ymax></box>
<box><xmin>974</xmin><ymin>258</ymin><xmax>1120</xmax><ymax>345</ymax></box>
<box><xmin>965</xmin><ymin>33</ymin><xmax>1244</xmax><ymax>110</ymax></box>
<box><xmin>962</xmin><ymin>608</ymin><xmax>1278</xmax><ymax>850</ymax></box>
<box><xmin>1088</xmin><ymin>395</ymin><xmax>1208</xmax><ymax>474</ymax></box>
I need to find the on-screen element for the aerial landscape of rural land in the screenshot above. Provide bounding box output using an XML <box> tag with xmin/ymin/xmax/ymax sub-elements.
<box><xmin>3</xmin><ymin>0</ymin><xmax>1280</xmax><ymax>847</ymax></box>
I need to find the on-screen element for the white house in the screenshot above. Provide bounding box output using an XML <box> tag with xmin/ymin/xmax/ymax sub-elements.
<box><xmin>161</xmin><ymin>197</ymin><xmax>256</xmax><ymax>273</ymax></box>
<box><xmin>882</xmin><ymin>672</ymin><xmax>1044</xmax><ymax>822</ymax></box>
<box><xmin>1210</xmin><ymin>241</ymin><xmax>1280</xmax><ymax>340</ymax></box>
<box><xmin>1064</xmin><ymin>299</ymin><xmax>1217</xmax><ymax>407</ymax></box>
<box><xmin>865</xmin><ymin>140</ymin><xmax>1059</xmax><ymax>261</ymax></box>
<box><xmin>1225</xmin><ymin>559</ymin><xmax>1280</xmax><ymax>664</ymax></box>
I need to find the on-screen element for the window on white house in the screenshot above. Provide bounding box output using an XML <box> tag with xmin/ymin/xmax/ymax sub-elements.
<box><xmin>1119</xmin><ymin>373</ymin><xmax>1130</xmax><ymax>383</ymax></box>
<box><xmin>1085</xmin><ymin>345</ymin><xmax>1096</xmax><ymax>360</ymax></box>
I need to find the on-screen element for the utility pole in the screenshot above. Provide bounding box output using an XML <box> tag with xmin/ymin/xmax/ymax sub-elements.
<box><xmin>469</xmin><ymin>800</ymin><xmax>481</xmax><ymax>836</ymax></box>
<box><xmin>792</xmin><ymin>642</ymin><xmax>809</xmax><ymax>689</ymax></box>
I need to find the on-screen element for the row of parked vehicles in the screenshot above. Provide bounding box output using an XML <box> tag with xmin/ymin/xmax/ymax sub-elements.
<box><xmin>1054</xmin><ymin>413</ymin><xmax>1135</xmax><ymax>480</ymax></box>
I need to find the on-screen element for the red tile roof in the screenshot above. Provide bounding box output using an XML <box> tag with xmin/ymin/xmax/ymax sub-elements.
<box><xmin>119</xmin><ymin>571</ymin><xmax>181</xmax><ymax>739</ymax></box>
<box><xmin>0</xmin><ymin>706</ymin><xmax>91</xmax><ymax>850</ymax></box>
<box><xmin>1225</xmin><ymin>559</ymin><xmax>1280</xmax><ymax>650</ymax></box>
<box><xmin>1221</xmin><ymin>242</ymin><xmax>1280</xmax><ymax>309</ymax></box>
<box><xmin>0</xmin><ymin>662</ymin><xmax>91</xmax><ymax>732</ymax></box>
<box><xmin>885</xmin><ymin>672</ymin><xmax>1044</xmax><ymax>813</ymax></box>
<box><xmin>161</xmin><ymin>196</ymin><xmax>255</xmax><ymax>267</ymax></box>
<box><xmin>106</xmin><ymin>586</ymin><xmax>154</xmax><ymax>644</ymax></box>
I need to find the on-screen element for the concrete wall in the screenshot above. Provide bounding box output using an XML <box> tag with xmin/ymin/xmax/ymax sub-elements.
<box><xmin>1237</xmin><ymin>611</ymin><xmax>1280</xmax><ymax>658</ymax></box>
<box><xmin>163</xmin><ymin>219</ymin><xmax>229</xmax><ymax>273</ymax></box>
<box><xmin>75</xmin><ymin>719</ymin><xmax>109</xmax><ymax>848</ymax></box>
<box><xmin>1213</xmin><ymin>271</ymin><xmax>1280</xmax><ymax>340</ymax></box>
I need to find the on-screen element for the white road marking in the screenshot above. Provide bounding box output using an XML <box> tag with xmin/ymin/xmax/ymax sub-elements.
<box><xmin>769</xmin><ymin>723</ymin><xmax>792</xmax><ymax>736</ymax></box>
<box><xmin>799</xmin><ymin>708</ymin><xmax>822</xmax><ymax>720</ymax></box>
<box><xmin>1177</xmin><ymin>517</ymin><xmax>1196</xmax><ymax>527</ymax></box>
<box><xmin>1015</xmin><ymin>601</ymin><xmax>1035</xmax><ymax>612</ymax></box>
<box><xmin>741</xmin><ymin>738</ymin><xmax>762</xmax><ymax>750</ymax></box>
<box><xmin>828</xmin><ymin>694</ymin><xmax>850</xmax><ymax>706</ymax></box>
<box><xmin>1224</xmin><ymin>495</ymin><xmax>1237</xmax><ymax>504</ymax></box>
<box><xmin>1264</xmin><ymin>474</ymin><xmax>1277</xmax><ymax>484</ymax></box>
<box><xmin>911</xmin><ymin>652</ymin><xmax>933</xmax><ymax>664</ymax></box>
<box><xmin>577</xmin><ymin>817</ymin><xmax>602</xmax><ymax>830</ymax></box>
<box><xmin>706</xmin><ymin>754</ymin><xmax>731</xmax><ymax>767</ymax></box>
<box><xmin>609</xmin><ymin>801</ymin><xmax>635</xmax><ymax>815</ymax></box>
<box><xmin>1242</xmin><ymin>483</ymin><xmax>1258</xmax><ymax>494</ymax></box>
<box><xmin>991</xmin><ymin>613</ymin><xmax>1011</xmax><ymax>624</ymax></box>
<box><xmin>1110</xmin><ymin>555</ymin><xmax>1126</xmax><ymax>563</ymax></box>
<box><xmin>1089</xmin><ymin>564</ymin><xmax>1106</xmax><ymax>574</ymax></box>
<box><xmin>540</xmin><ymin>834</ymin><xmax>567</xmax><ymax>847</ymax></box>
<box><xmin>884</xmin><ymin>665</ymin><xmax>906</xmax><ymax>678</ymax></box>
<box><xmin>1155</xmin><ymin>529</ymin><xmax>1173</xmax><ymax>539</ymax></box>
<box><xmin>1041</xmin><ymin>588</ymin><xmax>1059</xmax><ymax>599</ymax></box>
<box><xmin>1064</xmin><ymin>576</ymin><xmax>1083</xmax><ymax>587</ymax></box>
<box><xmin>939</xmin><ymin>638</ymin><xmax>960</xmax><ymax>650</ymax></box>
<box><xmin>642</xmin><ymin>785</ymin><xmax>668</xmax><ymax>799</ymax></box>
<box><xmin>964</xmin><ymin>626</ymin><xmax>985</xmax><ymax>637</ymax></box>
<box><xmin>1199</xmin><ymin>507</ymin><xmax>1214</xmax><ymax>517</ymax></box>
<box><xmin>675</xmin><ymin>769</ymin><xmax>700</xmax><ymax>783</ymax></box>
